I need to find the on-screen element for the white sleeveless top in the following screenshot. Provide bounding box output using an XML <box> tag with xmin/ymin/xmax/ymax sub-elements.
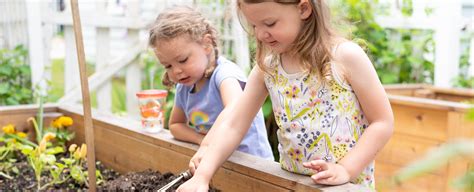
<box><xmin>263</xmin><ymin>51</ymin><xmax>375</xmax><ymax>188</ymax></box>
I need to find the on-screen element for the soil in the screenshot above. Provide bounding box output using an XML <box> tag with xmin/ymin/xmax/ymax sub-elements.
<box><xmin>0</xmin><ymin>153</ymin><xmax>218</xmax><ymax>191</ymax></box>
<box><xmin>101</xmin><ymin>169</ymin><xmax>218</xmax><ymax>192</ymax></box>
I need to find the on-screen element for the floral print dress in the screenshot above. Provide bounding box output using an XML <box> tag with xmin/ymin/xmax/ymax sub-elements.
<box><xmin>263</xmin><ymin>56</ymin><xmax>375</xmax><ymax>188</ymax></box>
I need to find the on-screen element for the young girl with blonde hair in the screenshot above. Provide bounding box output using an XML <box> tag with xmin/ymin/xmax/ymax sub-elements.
<box><xmin>178</xmin><ymin>0</ymin><xmax>393</xmax><ymax>191</ymax></box>
<box><xmin>148</xmin><ymin>6</ymin><xmax>274</xmax><ymax>160</ymax></box>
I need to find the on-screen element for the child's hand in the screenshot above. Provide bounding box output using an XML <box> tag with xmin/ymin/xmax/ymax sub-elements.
<box><xmin>302</xmin><ymin>160</ymin><xmax>351</xmax><ymax>185</ymax></box>
<box><xmin>189</xmin><ymin>146</ymin><xmax>207</xmax><ymax>174</ymax></box>
<box><xmin>176</xmin><ymin>175</ymin><xmax>209</xmax><ymax>192</ymax></box>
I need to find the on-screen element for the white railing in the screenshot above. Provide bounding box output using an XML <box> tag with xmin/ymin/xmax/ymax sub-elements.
<box><xmin>21</xmin><ymin>0</ymin><xmax>249</xmax><ymax>118</ymax></box>
<box><xmin>376</xmin><ymin>0</ymin><xmax>473</xmax><ymax>87</ymax></box>
<box><xmin>0</xmin><ymin>0</ymin><xmax>28</xmax><ymax>50</ymax></box>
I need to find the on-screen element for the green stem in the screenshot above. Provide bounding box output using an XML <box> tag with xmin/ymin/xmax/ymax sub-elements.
<box><xmin>0</xmin><ymin>148</ymin><xmax>11</xmax><ymax>160</ymax></box>
<box><xmin>0</xmin><ymin>171</ymin><xmax>13</xmax><ymax>180</ymax></box>
<box><xmin>8</xmin><ymin>134</ymin><xmax>38</xmax><ymax>147</ymax></box>
<box><xmin>36</xmin><ymin>96</ymin><xmax>44</xmax><ymax>143</ymax></box>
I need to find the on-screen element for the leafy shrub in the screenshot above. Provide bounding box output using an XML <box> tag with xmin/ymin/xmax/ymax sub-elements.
<box><xmin>0</xmin><ymin>45</ymin><xmax>33</xmax><ymax>105</ymax></box>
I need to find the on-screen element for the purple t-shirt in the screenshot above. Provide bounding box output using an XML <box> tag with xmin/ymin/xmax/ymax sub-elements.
<box><xmin>174</xmin><ymin>57</ymin><xmax>274</xmax><ymax>160</ymax></box>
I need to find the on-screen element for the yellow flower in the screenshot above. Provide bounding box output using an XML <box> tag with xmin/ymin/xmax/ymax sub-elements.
<box><xmin>2</xmin><ymin>124</ymin><xmax>15</xmax><ymax>134</ymax></box>
<box><xmin>80</xmin><ymin>144</ymin><xmax>87</xmax><ymax>159</ymax></box>
<box><xmin>69</xmin><ymin>144</ymin><xmax>78</xmax><ymax>153</ymax></box>
<box><xmin>16</xmin><ymin>132</ymin><xmax>27</xmax><ymax>138</ymax></box>
<box><xmin>52</xmin><ymin>116</ymin><xmax>74</xmax><ymax>129</ymax></box>
<box><xmin>61</xmin><ymin>116</ymin><xmax>73</xmax><ymax>127</ymax></box>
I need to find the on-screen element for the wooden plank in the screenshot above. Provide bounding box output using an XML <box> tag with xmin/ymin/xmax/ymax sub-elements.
<box><xmin>375</xmin><ymin>162</ymin><xmax>445</xmax><ymax>192</ymax></box>
<box><xmin>388</xmin><ymin>95</ymin><xmax>472</xmax><ymax>113</ymax></box>
<box><xmin>376</xmin><ymin>133</ymin><xmax>447</xmax><ymax>175</ymax></box>
<box><xmin>445</xmin><ymin>112</ymin><xmax>474</xmax><ymax>192</ymax></box>
<box><xmin>391</xmin><ymin>105</ymin><xmax>448</xmax><ymax>141</ymax></box>
<box><xmin>57</xmin><ymin>104</ymin><xmax>366</xmax><ymax>191</ymax></box>
<box><xmin>65</xmin><ymin>108</ymin><xmax>295</xmax><ymax>191</ymax></box>
<box><xmin>0</xmin><ymin>104</ymin><xmax>60</xmax><ymax>141</ymax></box>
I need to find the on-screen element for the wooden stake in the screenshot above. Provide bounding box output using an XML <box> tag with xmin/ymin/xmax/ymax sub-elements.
<box><xmin>70</xmin><ymin>0</ymin><xmax>97</xmax><ymax>191</ymax></box>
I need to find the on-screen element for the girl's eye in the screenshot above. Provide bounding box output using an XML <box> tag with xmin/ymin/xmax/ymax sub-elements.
<box><xmin>265</xmin><ymin>22</ymin><xmax>276</xmax><ymax>27</ymax></box>
<box><xmin>164</xmin><ymin>65</ymin><xmax>171</xmax><ymax>69</ymax></box>
<box><xmin>179</xmin><ymin>57</ymin><xmax>188</xmax><ymax>63</ymax></box>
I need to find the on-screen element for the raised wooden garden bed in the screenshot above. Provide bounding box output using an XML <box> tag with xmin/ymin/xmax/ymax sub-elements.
<box><xmin>376</xmin><ymin>84</ymin><xmax>474</xmax><ymax>191</ymax></box>
<box><xmin>0</xmin><ymin>104</ymin><xmax>368</xmax><ymax>191</ymax></box>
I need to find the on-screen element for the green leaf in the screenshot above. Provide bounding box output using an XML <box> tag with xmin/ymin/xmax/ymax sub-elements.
<box><xmin>46</xmin><ymin>146</ymin><xmax>65</xmax><ymax>155</ymax></box>
<box><xmin>0</xmin><ymin>84</ymin><xmax>8</xmax><ymax>94</ymax></box>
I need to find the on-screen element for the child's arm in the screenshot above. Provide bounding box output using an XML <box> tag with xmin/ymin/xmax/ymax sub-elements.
<box><xmin>169</xmin><ymin>106</ymin><xmax>205</xmax><ymax>145</ymax></box>
<box><xmin>304</xmin><ymin>42</ymin><xmax>394</xmax><ymax>185</ymax></box>
<box><xmin>188</xmin><ymin>77</ymin><xmax>246</xmax><ymax>173</ymax></box>
<box><xmin>178</xmin><ymin>66</ymin><xmax>269</xmax><ymax>191</ymax></box>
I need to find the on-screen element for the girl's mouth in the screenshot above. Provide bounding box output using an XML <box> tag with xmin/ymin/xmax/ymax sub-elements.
<box><xmin>179</xmin><ymin>77</ymin><xmax>191</xmax><ymax>84</ymax></box>
<box><xmin>268</xmin><ymin>41</ymin><xmax>278</xmax><ymax>47</ymax></box>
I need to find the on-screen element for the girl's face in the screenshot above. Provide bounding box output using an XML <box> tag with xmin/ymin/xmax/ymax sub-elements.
<box><xmin>153</xmin><ymin>35</ymin><xmax>212</xmax><ymax>87</ymax></box>
<box><xmin>240</xmin><ymin>1</ymin><xmax>311</xmax><ymax>54</ymax></box>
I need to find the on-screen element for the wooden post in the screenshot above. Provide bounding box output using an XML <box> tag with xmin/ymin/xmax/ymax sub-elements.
<box><xmin>125</xmin><ymin>0</ymin><xmax>141</xmax><ymax>118</ymax></box>
<box><xmin>434</xmin><ymin>0</ymin><xmax>461</xmax><ymax>87</ymax></box>
<box><xmin>70</xmin><ymin>0</ymin><xmax>97</xmax><ymax>190</ymax></box>
<box><xmin>26</xmin><ymin>0</ymin><xmax>45</xmax><ymax>87</ymax></box>
<box><xmin>95</xmin><ymin>1</ymin><xmax>112</xmax><ymax>112</ymax></box>
<box><xmin>231</xmin><ymin>0</ymin><xmax>250</xmax><ymax>71</ymax></box>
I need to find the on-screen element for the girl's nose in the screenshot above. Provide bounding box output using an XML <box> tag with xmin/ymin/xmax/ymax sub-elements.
<box><xmin>256</xmin><ymin>28</ymin><xmax>269</xmax><ymax>41</ymax></box>
<box><xmin>172</xmin><ymin>66</ymin><xmax>183</xmax><ymax>74</ymax></box>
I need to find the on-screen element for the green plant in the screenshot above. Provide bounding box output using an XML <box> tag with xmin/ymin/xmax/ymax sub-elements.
<box><xmin>0</xmin><ymin>45</ymin><xmax>34</xmax><ymax>105</ymax></box>
<box><xmin>332</xmin><ymin>0</ymin><xmax>435</xmax><ymax>84</ymax></box>
<box><xmin>47</xmin><ymin>116</ymin><xmax>75</xmax><ymax>148</ymax></box>
<box><xmin>0</xmin><ymin>124</ymin><xmax>26</xmax><ymax>180</ymax></box>
<box><xmin>452</xmin><ymin>36</ymin><xmax>474</xmax><ymax>89</ymax></box>
<box><xmin>19</xmin><ymin>132</ymin><xmax>64</xmax><ymax>190</ymax></box>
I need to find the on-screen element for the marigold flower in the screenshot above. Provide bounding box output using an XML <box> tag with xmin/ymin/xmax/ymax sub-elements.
<box><xmin>52</xmin><ymin>116</ymin><xmax>74</xmax><ymax>128</ymax></box>
<box><xmin>16</xmin><ymin>132</ymin><xmax>27</xmax><ymax>138</ymax></box>
<box><xmin>69</xmin><ymin>144</ymin><xmax>78</xmax><ymax>153</ymax></box>
<box><xmin>2</xmin><ymin>124</ymin><xmax>15</xmax><ymax>134</ymax></box>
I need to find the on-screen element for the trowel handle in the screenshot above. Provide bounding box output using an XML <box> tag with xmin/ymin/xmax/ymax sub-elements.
<box><xmin>179</xmin><ymin>170</ymin><xmax>192</xmax><ymax>180</ymax></box>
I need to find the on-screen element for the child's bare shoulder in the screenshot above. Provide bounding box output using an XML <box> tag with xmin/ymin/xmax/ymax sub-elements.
<box><xmin>334</xmin><ymin>41</ymin><xmax>367</xmax><ymax>63</ymax></box>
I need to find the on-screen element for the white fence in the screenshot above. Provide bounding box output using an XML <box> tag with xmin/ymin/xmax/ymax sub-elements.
<box><xmin>0</xmin><ymin>0</ymin><xmax>472</xmax><ymax>116</ymax></box>
<box><xmin>15</xmin><ymin>0</ymin><xmax>250</xmax><ymax>118</ymax></box>
<box><xmin>377</xmin><ymin>0</ymin><xmax>473</xmax><ymax>87</ymax></box>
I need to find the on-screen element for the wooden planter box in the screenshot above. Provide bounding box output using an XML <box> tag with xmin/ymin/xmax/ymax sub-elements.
<box><xmin>376</xmin><ymin>84</ymin><xmax>474</xmax><ymax>191</ymax></box>
<box><xmin>0</xmin><ymin>104</ymin><xmax>367</xmax><ymax>192</ymax></box>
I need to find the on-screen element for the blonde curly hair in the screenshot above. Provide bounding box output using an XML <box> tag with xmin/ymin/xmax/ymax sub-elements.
<box><xmin>148</xmin><ymin>6</ymin><xmax>219</xmax><ymax>87</ymax></box>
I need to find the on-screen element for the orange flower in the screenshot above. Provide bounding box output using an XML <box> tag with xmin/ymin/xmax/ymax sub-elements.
<box><xmin>2</xmin><ymin>124</ymin><xmax>15</xmax><ymax>134</ymax></box>
<box><xmin>52</xmin><ymin>116</ymin><xmax>74</xmax><ymax>129</ymax></box>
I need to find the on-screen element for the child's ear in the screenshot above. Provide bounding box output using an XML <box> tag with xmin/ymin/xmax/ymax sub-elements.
<box><xmin>298</xmin><ymin>0</ymin><xmax>312</xmax><ymax>20</ymax></box>
<box><xmin>202</xmin><ymin>34</ymin><xmax>213</xmax><ymax>54</ymax></box>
